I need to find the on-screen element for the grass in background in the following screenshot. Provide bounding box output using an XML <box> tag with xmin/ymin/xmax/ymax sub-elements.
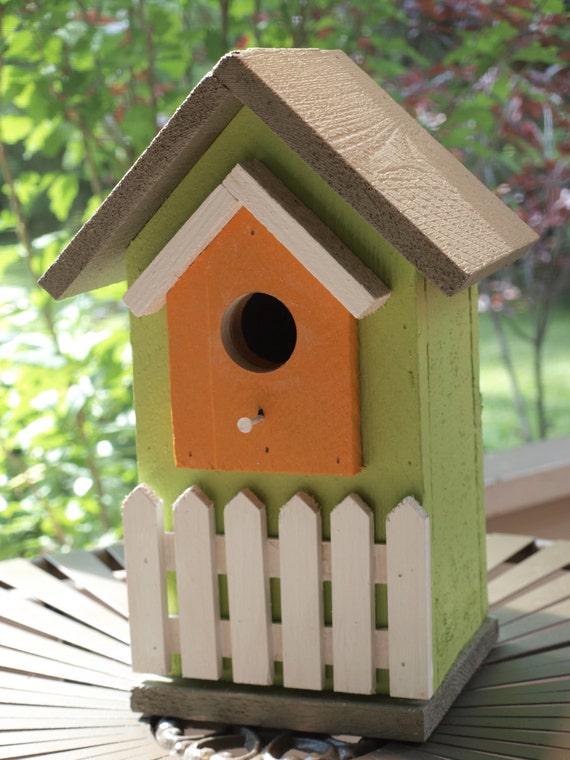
<box><xmin>479</xmin><ymin>307</ymin><xmax>570</xmax><ymax>452</ymax></box>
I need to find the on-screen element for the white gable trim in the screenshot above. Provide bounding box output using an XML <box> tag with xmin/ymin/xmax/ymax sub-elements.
<box><xmin>124</xmin><ymin>184</ymin><xmax>240</xmax><ymax>317</ymax></box>
<box><xmin>124</xmin><ymin>162</ymin><xmax>390</xmax><ymax>319</ymax></box>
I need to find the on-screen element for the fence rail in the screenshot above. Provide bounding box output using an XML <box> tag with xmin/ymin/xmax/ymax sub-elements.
<box><xmin>123</xmin><ymin>484</ymin><xmax>432</xmax><ymax>699</ymax></box>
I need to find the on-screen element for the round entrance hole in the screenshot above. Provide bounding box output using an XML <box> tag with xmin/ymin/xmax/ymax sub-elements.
<box><xmin>221</xmin><ymin>292</ymin><xmax>297</xmax><ymax>372</ymax></box>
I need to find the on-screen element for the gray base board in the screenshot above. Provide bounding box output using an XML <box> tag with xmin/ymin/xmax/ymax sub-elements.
<box><xmin>131</xmin><ymin>616</ymin><xmax>498</xmax><ymax>742</ymax></box>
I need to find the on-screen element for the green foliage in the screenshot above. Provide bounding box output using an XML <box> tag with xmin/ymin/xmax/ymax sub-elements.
<box><xmin>1</xmin><ymin>0</ymin><xmax>568</xmax><ymax>559</ymax></box>
<box><xmin>479</xmin><ymin>308</ymin><xmax>570</xmax><ymax>451</ymax></box>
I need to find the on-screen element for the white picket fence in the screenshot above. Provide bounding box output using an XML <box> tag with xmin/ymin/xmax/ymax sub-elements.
<box><xmin>123</xmin><ymin>484</ymin><xmax>433</xmax><ymax>700</ymax></box>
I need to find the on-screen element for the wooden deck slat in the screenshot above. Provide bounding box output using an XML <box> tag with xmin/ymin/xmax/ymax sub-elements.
<box><xmin>0</xmin><ymin>727</ymin><xmax>149</xmax><ymax>760</ymax></box>
<box><xmin>488</xmin><ymin>540</ymin><xmax>570</xmax><ymax>606</ymax></box>
<box><xmin>467</xmin><ymin>648</ymin><xmax>570</xmax><ymax>689</ymax></box>
<box><xmin>441</xmin><ymin>711</ymin><xmax>570</xmax><ymax>728</ymax></box>
<box><xmin>15</xmin><ymin>738</ymin><xmax>168</xmax><ymax>760</ymax></box>
<box><xmin>432</xmin><ymin>725</ymin><xmax>570</xmax><ymax>756</ymax></box>
<box><xmin>494</xmin><ymin>573</ymin><xmax>570</xmax><ymax>628</ymax></box>
<box><xmin>486</xmin><ymin>533</ymin><xmax>536</xmax><ymax>573</ymax></box>
<box><xmin>103</xmin><ymin>748</ymin><xmax>170</xmax><ymax>760</ymax></box>
<box><xmin>454</xmin><ymin>679</ymin><xmax>570</xmax><ymax>707</ymax></box>
<box><xmin>488</xmin><ymin>620</ymin><xmax>570</xmax><ymax>663</ymax></box>
<box><xmin>0</xmin><ymin>705</ymin><xmax>137</xmax><ymax>721</ymax></box>
<box><xmin>425</xmin><ymin>738</ymin><xmax>544</xmax><ymax>760</ymax></box>
<box><xmin>0</xmin><ymin>559</ymin><xmax>130</xmax><ymax>642</ymax></box>
<box><xmin>0</xmin><ymin>646</ymin><xmax>133</xmax><ymax>690</ymax></box>
<box><xmin>0</xmin><ymin>710</ymin><xmax>144</xmax><ymax>735</ymax></box>
<box><xmin>442</xmin><ymin>694</ymin><xmax>570</xmax><ymax>727</ymax></box>
<box><xmin>0</xmin><ymin>673</ymin><xmax>130</xmax><ymax>703</ymax></box>
<box><xmin>0</xmin><ymin>716</ymin><xmax>143</xmax><ymax>730</ymax></box>
<box><xmin>0</xmin><ymin>588</ymin><xmax>131</xmax><ymax>663</ymax></box>
<box><xmin>498</xmin><ymin>597</ymin><xmax>570</xmax><ymax>643</ymax></box>
<box><xmin>372</xmin><ymin>747</ymin><xmax>436</xmax><ymax>759</ymax></box>
<box><xmin>0</xmin><ymin>621</ymin><xmax>133</xmax><ymax>679</ymax></box>
<box><xmin>421</xmin><ymin>742</ymin><xmax>515</xmax><ymax>760</ymax></box>
<box><xmin>0</xmin><ymin>726</ymin><xmax>147</xmax><ymax>746</ymax></box>
<box><xmin>45</xmin><ymin>551</ymin><xmax>129</xmax><ymax>617</ymax></box>
<box><xmin>0</xmin><ymin>687</ymin><xmax>128</xmax><ymax>710</ymax></box>
<box><xmin>105</xmin><ymin>544</ymin><xmax>126</xmax><ymax>568</ymax></box>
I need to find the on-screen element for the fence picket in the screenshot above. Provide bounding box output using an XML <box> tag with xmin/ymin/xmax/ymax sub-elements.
<box><xmin>122</xmin><ymin>485</ymin><xmax>169</xmax><ymax>675</ymax></box>
<box><xmin>224</xmin><ymin>489</ymin><xmax>273</xmax><ymax>685</ymax></box>
<box><xmin>173</xmin><ymin>486</ymin><xmax>222</xmax><ymax>680</ymax></box>
<box><xmin>331</xmin><ymin>494</ymin><xmax>375</xmax><ymax>694</ymax></box>
<box><xmin>122</xmin><ymin>483</ymin><xmax>431</xmax><ymax>700</ymax></box>
<box><xmin>279</xmin><ymin>493</ymin><xmax>325</xmax><ymax>690</ymax></box>
<box><xmin>386</xmin><ymin>496</ymin><xmax>433</xmax><ymax>699</ymax></box>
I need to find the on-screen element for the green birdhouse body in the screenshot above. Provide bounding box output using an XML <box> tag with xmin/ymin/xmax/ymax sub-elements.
<box><xmin>41</xmin><ymin>48</ymin><xmax>537</xmax><ymax>738</ymax></box>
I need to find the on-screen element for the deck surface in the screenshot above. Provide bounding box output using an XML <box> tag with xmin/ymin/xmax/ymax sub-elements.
<box><xmin>1</xmin><ymin>535</ymin><xmax>570</xmax><ymax>758</ymax></box>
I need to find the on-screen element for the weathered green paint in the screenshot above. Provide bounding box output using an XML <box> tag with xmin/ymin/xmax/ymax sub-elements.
<box><xmin>126</xmin><ymin>106</ymin><xmax>487</xmax><ymax>692</ymax></box>
<box><xmin>416</xmin><ymin>279</ymin><xmax>488</xmax><ymax>684</ymax></box>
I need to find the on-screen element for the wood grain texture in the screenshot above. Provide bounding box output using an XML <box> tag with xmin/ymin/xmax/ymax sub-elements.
<box><xmin>386</xmin><ymin>497</ymin><xmax>433</xmax><ymax>700</ymax></box>
<box><xmin>214</xmin><ymin>50</ymin><xmax>537</xmax><ymax>294</ymax></box>
<box><xmin>224</xmin><ymin>489</ymin><xmax>273</xmax><ymax>685</ymax></box>
<box><xmin>122</xmin><ymin>484</ymin><xmax>170</xmax><ymax>675</ymax></box>
<box><xmin>330</xmin><ymin>494</ymin><xmax>375</xmax><ymax>694</ymax></box>
<box><xmin>41</xmin><ymin>49</ymin><xmax>536</xmax><ymax>301</ymax></box>
<box><xmin>278</xmin><ymin>492</ymin><xmax>325</xmax><ymax>690</ymax></box>
<box><xmin>173</xmin><ymin>486</ymin><xmax>222</xmax><ymax>680</ymax></box>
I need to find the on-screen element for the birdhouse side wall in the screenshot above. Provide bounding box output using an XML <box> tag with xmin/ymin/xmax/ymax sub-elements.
<box><xmin>126</xmin><ymin>106</ymin><xmax>487</xmax><ymax>693</ymax></box>
<box><xmin>416</xmin><ymin>279</ymin><xmax>488</xmax><ymax>686</ymax></box>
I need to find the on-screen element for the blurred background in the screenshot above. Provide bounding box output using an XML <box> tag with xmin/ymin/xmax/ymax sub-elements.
<box><xmin>1</xmin><ymin>0</ymin><xmax>568</xmax><ymax>558</ymax></box>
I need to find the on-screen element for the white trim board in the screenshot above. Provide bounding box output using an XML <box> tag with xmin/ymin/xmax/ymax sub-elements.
<box><xmin>124</xmin><ymin>161</ymin><xmax>390</xmax><ymax>319</ymax></box>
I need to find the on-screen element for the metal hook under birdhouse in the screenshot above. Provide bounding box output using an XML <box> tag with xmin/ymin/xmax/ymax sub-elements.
<box><xmin>237</xmin><ymin>411</ymin><xmax>265</xmax><ymax>434</ymax></box>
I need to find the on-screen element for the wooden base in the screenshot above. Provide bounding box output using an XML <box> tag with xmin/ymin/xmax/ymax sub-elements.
<box><xmin>131</xmin><ymin>616</ymin><xmax>497</xmax><ymax>742</ymax></box>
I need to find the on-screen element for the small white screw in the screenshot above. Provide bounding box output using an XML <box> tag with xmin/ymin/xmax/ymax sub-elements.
<box><xmin>237</xmin><ymin>412</ymin><xmax>265</xmax><ymax>434</ymax></box>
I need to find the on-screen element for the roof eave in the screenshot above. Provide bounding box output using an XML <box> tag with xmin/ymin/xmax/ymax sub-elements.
<box><xmin>40</xmin><ymin>73</ymin><xmax>241</xmax><ymax>300</ymax></box>
<box><xmin>40</xmin><ymin>49</ymin><xmax>538</xmax><ymax>300</ymax></box>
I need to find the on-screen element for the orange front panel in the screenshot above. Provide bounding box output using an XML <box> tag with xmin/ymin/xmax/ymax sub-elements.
<box><xmin>166</xmin><ymin>207</ymin><xmax>361</xmax><ymax>475</ymax></box>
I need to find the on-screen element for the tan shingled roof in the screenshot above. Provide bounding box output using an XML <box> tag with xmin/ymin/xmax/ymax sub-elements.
<box><xmin>40</xmin><ymin>48</ymin><xmax>537</xmax><ymax>300</ymax></box>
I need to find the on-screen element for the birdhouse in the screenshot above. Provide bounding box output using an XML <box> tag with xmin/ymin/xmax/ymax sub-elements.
<box><xmin>40</xmin><ymin>49</ymin><xmax>537</xmax><ymax>741</ymax></box>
